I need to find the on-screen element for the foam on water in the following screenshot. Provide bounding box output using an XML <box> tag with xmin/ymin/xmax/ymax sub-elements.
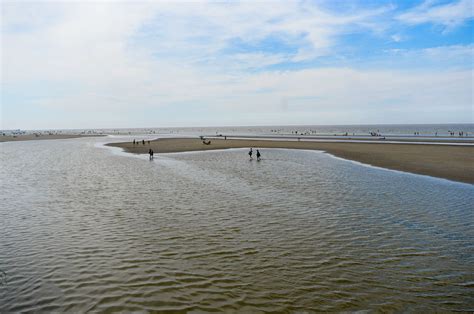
<box><xmin>1</xmin><ymin>136</ymin><xmax>473</xmax><ymax>312</ymax></box>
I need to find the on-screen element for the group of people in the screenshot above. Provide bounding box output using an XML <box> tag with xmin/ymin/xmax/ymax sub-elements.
<box><xmin>449</xmin><ymin>131</ymin><xmax>468</xmax><ymax>137</ymax></box>
<box><xmin>148</xmin><ymin>146</ymin><xmax>260</xmax><ymax>162</ymax></box>
<box><xmin>133</xmin><ymin>139</ymin><xmax>150</xmax><ymax>145</ymax></box>
<box><xmin>248</xmin><ymin>148</ymin><xmax>261</xmax><ymax>161</ymax></box>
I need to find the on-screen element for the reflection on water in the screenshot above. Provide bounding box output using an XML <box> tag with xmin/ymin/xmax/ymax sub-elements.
<box><xmin>1</xmin><ymin>137</ymin><xmax>473</xmax><ymax>312</ymax></box>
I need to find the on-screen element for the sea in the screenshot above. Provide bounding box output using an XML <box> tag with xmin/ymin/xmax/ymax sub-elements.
<box><xmin>0</xmin><ymin>124</ymin><xmax>473</xmax><ymax>312</ymax></box>
<box><xmin>4</xmin><ymin>123</ymin><xmax>474</xmax><ymax>137</ymax></box>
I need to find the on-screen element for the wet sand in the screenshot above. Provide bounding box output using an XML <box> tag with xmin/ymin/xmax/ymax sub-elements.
<box><xmin>108</xmin><ymin>138</ymin><xmax>474</xmax><ymax>184</ymax></box>
<box><xmin>0</xmin><ymin>134</ymin><xmax>103</xmax><ymax>142</ymax></box>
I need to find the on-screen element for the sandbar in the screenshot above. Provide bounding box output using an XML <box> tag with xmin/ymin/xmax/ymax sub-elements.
<box><xmin>108</xmin><ymin>138</ymin><xmax>474</xmax><ymax>184</ymax></box>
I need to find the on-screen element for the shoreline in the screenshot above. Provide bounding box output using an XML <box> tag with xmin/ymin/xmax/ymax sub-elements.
<box><xmin>107</xmin><ymin>138</ymin><xmax>474</xmax><ymax>185</ymax></box>
<box><xmin>0</xmin><ymin>134</ymin><xmax>104</xmax><ymax>143</ymax></box>
<box><xmin>201</xmin><ymin>134</ymin><xmax>474</xmax><ymax>144</ymax></box>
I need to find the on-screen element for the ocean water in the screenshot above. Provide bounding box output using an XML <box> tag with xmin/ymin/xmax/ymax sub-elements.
<box><xmin>1</xmin><ymin>136</ymin><xmax>473</xmax><ymax>312</ymax></box>
<box><xmin>13</xmin><ymin>123</ymin><xmax>474</xmax><ymax>137</ymax></box>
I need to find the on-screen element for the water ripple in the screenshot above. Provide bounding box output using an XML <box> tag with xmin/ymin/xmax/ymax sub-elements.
<box><xmin>0</xmin><ymin>138</ymin><xmax>473</xmax><ymax>312</ymax></box>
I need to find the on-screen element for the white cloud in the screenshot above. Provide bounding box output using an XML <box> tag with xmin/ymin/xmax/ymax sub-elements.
<box><xmin>1</xmin><ymin>0</ymin><xmax>393</xmax><ymax>85</ymax></box>
<box><xmin>1</xmin><ymin>1</ymin><xmax>472</xmax><ymax>129</ymax></box>
<box><xmin>384</xmin><ymin>44</ymin><xmax>474</xmax><ymax>68</ymax></box>
<box><xmin>12</xmin><ymin>66</ymin><xmax>472</xmax><ymax>126</ymax></box>
<box><xmin>397</xmin><ymin>0</ymin><xmax>473</xmax><ymax>30</ymax></box>
<box><xmin>391</xmin><ymin>34</ymin><xmax>403</xmax><ymax>42</ymax></box>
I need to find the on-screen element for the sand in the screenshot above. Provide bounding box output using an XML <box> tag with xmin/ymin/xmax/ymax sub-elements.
<box><xmin>0</xmin><ymin>134</ymin><xmax>102</xmax><ymax>142</ymax></box>
<box><xmin>108</xmin><ymin>138</ymin><xmax>474</xmax><ymax>184</ymax></box>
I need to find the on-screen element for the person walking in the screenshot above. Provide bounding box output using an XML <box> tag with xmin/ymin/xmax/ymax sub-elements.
<box><xmin>256</xmin><ymin>149</ymin><xmax>261</xmax><ymax>161</ymax></box>
<box><xmin>248</xmin><ymin>148</ymin><xmax>253</xmax><ymax>160</ymax></box>
<box><xmin>149</xmin><ymin>148</ymin><xmax>154</xmax><ymax>160</ymax></box>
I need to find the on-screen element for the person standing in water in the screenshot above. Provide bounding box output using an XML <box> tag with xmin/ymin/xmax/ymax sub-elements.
<box><xmin>149</xmin><ymin>148</ymin><xmax>154</xmax><ymax>160</ymax></box>
<box><xmin>248</xmin><ymin>148</ymin><xmax>253</xmax><ymax>160</ymax></box>
<box><xmin>256</xmin><ymin>149</ymin><xmax>261</xmax><ymax>161</ymax></box>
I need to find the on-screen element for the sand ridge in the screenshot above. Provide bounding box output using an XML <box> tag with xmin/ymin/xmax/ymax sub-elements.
<box><xmin>107</xmin><ymin>138</ymin><xmax>474</xmax><ymax>185</ymax></box>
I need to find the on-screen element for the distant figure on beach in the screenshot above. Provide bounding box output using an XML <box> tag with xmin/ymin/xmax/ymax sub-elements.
<box><xmin>142</xmin><ymin>140</ymin><xmax>145</xmax><ymax>145</ymax></box>
<box><xmin>133</xmin><ymin>139</ymin><xmax>136</xmax><ymax>145</ymax></box>
<box><xmin>149</xmin><ymin>149</ymin><xmax>154</xmax><ymax>160</ymax></box>
<box><xmin>248</xmin><ymin>148</ymin><xmax>253</xmax><ymax>160</ymax></box>
<box><xmin>256</xmin><ymin>150</ymin><xmax>261</xmax><ymax>161</ymax></box>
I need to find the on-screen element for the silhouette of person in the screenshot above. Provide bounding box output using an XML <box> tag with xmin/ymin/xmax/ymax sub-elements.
<box><xmin>256</xmin><ymin>150</ymin><xmax>261</xmax><ymax>161</ymax></box>
<box><xmin>149</xmin><ymin>149</ymin><xmax>154</xmax><ymax>160</ymax></box>
<box><xmin>248</xmin><ymin>148</ymin><xmax>253</xmax><ymax>160</ymax></box>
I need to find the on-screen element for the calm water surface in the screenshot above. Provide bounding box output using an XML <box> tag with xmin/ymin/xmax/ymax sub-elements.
<box><xmin>15</xmin><ymin>123</ymin><xmax>474</xmax><ymax>137</ymax></box>
<box><xmin>1</xmin><ymin>136</ymin><xmax>473</xmax><ymax>312</ymax></box>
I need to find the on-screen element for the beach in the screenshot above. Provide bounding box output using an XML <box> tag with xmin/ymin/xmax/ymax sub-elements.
<box><xmin>3</xmin><ymin>0</ymin><xmax>474</xmax><ymax>310</ymax></box>
<box><xmin>108</xmin><ymin>138</ymin><xmax>474</xmax><ymax>184</ymax></box>
<box><xmin>0</xmin><ymin>134</ymin><xmax>103</xmax><ymax>142</ymax></box>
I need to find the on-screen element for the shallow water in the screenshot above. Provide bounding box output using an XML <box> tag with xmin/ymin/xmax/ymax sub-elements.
<box><xmin>1</xmin><ymin>136</ymin><xmax>473</xmax><ymax>312</ymax></box>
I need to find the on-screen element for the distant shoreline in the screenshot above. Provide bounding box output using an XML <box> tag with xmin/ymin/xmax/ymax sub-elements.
<box><xmin>0</xmin><ymin>134</ymin><xmax>104</xmax><ymax>143</ymax></box>
<box><xmin>107</xmin><ymin>138</ymin><xmax>474</xmax><ymax>184</ymax></box>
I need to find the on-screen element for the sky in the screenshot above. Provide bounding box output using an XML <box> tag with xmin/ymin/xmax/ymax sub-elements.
<box><xmin>1</xmin><ymin>0</ymin><xmax>473</xmax><ymax>130</ymax></box>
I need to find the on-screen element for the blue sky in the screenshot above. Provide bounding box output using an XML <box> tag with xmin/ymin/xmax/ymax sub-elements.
<box><xmin>1</xmin><ymin>0</ymin><xmax>473</xmax><ymax>129</ymax></box>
